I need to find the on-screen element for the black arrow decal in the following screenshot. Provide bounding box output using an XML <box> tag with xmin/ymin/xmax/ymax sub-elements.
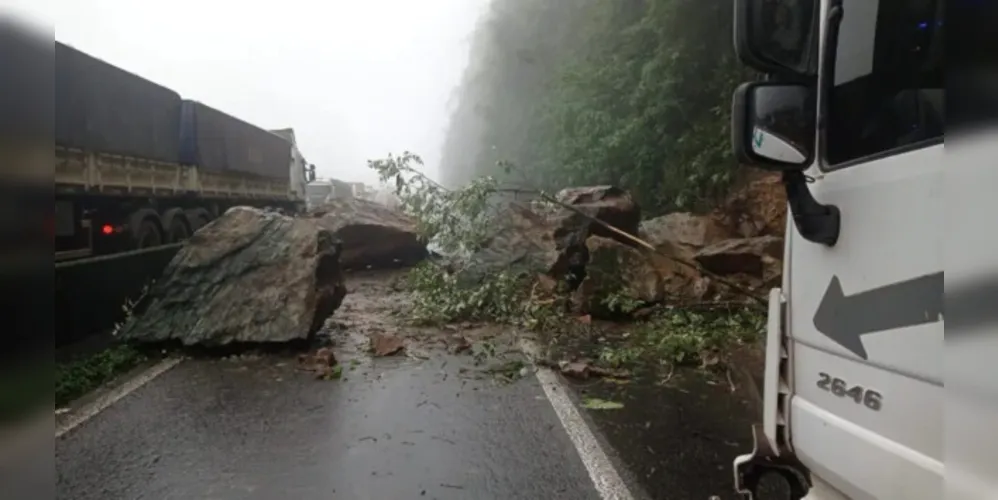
<box><xmin>813</xmin><ymin>272</ymin><xmax>943</xmax><ymax>359</ymax></box>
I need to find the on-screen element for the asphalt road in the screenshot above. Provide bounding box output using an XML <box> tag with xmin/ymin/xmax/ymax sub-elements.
<box><xmin>55</xmin><ymin>353</ymin><xmax>611</xmax><ymax>500</ymax></box>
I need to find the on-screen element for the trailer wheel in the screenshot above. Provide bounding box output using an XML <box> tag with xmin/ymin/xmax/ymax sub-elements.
<box><xmin>128</xmin><ymin>209</ymin><xmax>163</xmax><ymax>250</ymax></box>
<box><xmin>161</xmin><ymin>208</ymin><xmax>191</xmax><ymax>244</ymax></box>
<box><xmin>184</xmin><ymin>208</ymin><xmax>212</xmax><ymax>232</ymax></box>
<box><xmin>134</xmin><ymin>218</ymin><xmax>162</xmax><ymax>249</ymax></box>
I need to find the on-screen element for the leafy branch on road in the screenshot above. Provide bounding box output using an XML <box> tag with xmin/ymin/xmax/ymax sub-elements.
<box><xmin>370</xmin><ymin>153</ymin><xmax>565</xmax><ymax>330</ymax></box>
<box><xmin>369</xmin><ymin>152</ymin><xmax>501</xmax><ymax>255</ymax></box>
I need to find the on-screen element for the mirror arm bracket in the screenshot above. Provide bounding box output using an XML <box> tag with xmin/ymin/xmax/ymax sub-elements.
<box><xmin>782</xmin><ymin>170</ymin><xmax>839</xmax><ymax>246</ymax></box>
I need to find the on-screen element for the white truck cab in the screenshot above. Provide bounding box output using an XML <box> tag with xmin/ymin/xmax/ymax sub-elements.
<box><xmin>271</xmin><ymin>128</ymin><xmax>316</xmax><ymax>212</ymax></box>
<box><xmin>727</xmin><ymin>0</ymin><xmax>967</xmax><ymax>498</ymax></box>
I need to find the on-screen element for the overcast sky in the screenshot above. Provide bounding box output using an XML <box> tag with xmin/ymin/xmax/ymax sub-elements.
<box><xmin>8</xmin><ymin>0</ymin><xmax>488</xmax><ymax>186</ymax></box>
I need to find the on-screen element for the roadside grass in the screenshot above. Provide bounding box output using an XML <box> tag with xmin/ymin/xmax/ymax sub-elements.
<box><xmin>597</xmin><ymin>307</ymin><xmax>765</xmax><ymax>371</ymax></box>
<box><xmin>55</xmin><ymin>343</ymin><xmax>148</xmax><ymax>407</ymax></box>
<box><xmin>539</xmin><ymin>305</ymin><xmax>767</xmax><ymax>383</ymax></box>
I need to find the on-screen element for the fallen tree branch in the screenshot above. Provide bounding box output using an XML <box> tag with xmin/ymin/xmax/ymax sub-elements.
<box><xmin>379</xmin><ymin>161</ymin><xmax>767</xmax><ymax>310</ymax></box>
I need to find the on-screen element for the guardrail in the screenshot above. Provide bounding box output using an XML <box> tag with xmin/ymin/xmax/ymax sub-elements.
<box><xmin>55</xmin><ymin>244</ymin><xmax>183</xmax><ymax>346</ymax></box>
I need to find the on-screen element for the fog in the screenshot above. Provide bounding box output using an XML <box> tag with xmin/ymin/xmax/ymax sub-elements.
<box><xmin>9</xmin><ymin>0</ymin><xmax>490</xmax><ymax>185</ymax></box>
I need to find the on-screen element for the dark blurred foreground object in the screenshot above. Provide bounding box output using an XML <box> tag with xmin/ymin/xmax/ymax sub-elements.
<box><xmin>0</xmin><ymin>18</ymin><xmax>53</xmax><ymax>142</ymax></box>
<box><xmin>947</xmin><ymin>0</ymin><xmax>998</xmax><ymax>129</ymax></box>
<box><xmin>0</xmin><ymin>18</ymin><xmax>53</xmax><ymax>363</ymax></box>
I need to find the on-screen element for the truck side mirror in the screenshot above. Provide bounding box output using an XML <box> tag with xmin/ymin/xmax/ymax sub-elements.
<box><xmin>732</xmin><ymin>82</ymin><xmax>815</xmax><ymax>171</ymax></box>
<box><xmin>307</xmin><ymin>164</ymin><xmax>316</xmax><ymax>182</ymax></box>
<box><xmin>733</xmin><ymin>0</ymin><xmax>819</xmax><ymax>76</ymax></box>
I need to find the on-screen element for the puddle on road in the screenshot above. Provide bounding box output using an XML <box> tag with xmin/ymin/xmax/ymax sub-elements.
<box><xmin>567</xmin><ymin>369</ymin><xmax>761</xmax><ymax>500</ymax></box>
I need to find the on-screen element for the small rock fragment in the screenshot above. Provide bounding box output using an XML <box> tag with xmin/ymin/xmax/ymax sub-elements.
<box><xmin>560</xmin><ymin>361</ymin><xmax>591</xmax><ymax>380</ymax></box>
<box><xmin>370</xmin><ymin>333</ymin><xmax>405</xmax><ymax>357</ymax></box>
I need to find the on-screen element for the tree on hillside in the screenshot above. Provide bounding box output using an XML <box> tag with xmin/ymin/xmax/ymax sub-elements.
<box><xmin>439</xmin><ymin>0</ymin><xmax>754</xmax><ymax>215</ymax></box>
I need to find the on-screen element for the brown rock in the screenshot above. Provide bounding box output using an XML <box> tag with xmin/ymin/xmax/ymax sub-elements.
<box><xmin>448</xmin><ymin>335</ymin><xmax>472</xmax><ymax>354</ymax></box>
<box><xmin>310</xmin><ymin>197</ymin><xmax>427</xmax><ymax>269</ymax></box>
<box><xmin>560</xmin><ymin>361</ymin><xmax>591</xmax><ymax>380</ymax></box>
<box><xmin>694</xmin><ymin>236</ymin><xmax>784</xmax><ymax>277</ymax></box>
<box><xmin>313</xmin><ymin>347</ymin><xmax>336</xmax><ymax>367</ymax></box>
<box><xmin>118</xmin><ymin>207</ymin><xmax>346</xmax><ymax>346</ymax></box>
<box><xmin>464</xmin><ymin>186</ymin><xmax>641</xmax><ymax>288</ymax></box>
<box><xmin>573</xmin><ymin>236</ymin><xmax>670</xmax><ymax>318</ymax></box>
<box><xmin>370</xmin><ymin>333</ymin><xmax>405</xmax><ymax>357</ymax></box>
<box><xmin>552</xmin><ymin>185</ymin><xmax>641</xmax><ymax>247</ymax></box>
<box><xmin>639</xmin><ymin>212</ymin><xmax>732</xmax><ymax>255</ymax></box>
<box><xmin>713</xmin><ymin>172</ymin><xmax>787</xmax><ymax>238</ymax></box>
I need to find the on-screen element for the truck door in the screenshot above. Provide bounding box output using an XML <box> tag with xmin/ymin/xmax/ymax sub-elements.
<box><xmin>787</xmin><ymin>0</ymin><xmax>943</xmax><ymax>497</ymax></box>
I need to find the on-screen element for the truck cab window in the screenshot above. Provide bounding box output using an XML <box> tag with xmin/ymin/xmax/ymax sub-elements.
<box><xmin>825</xmin><ymin>0</ymin><xmax>943</xmax><ymax>167</ymax></box>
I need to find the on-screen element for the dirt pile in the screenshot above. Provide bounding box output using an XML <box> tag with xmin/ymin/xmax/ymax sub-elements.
<box><xmin>118</xmin><ymin>206</ymin><xmax>347</xmax><ymax>346</ymax></box>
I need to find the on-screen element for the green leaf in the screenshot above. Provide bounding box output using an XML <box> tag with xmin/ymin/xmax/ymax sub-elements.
<box><xmin>582</xmin><ymin>398</ymin><xmax>624</xmax><ymax>410</ymax></box>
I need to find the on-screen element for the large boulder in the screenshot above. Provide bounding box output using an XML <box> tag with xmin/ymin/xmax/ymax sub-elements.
<box><xmin>118</xmin><ymin>207</ymin><xmax>346</xmax><ymax>346</ymax></box>
<box><xmin>460</xmin><ymin>203</ymin><xmax>573</xmax><ymax>285</ymax></box>
<box><xmin>572</xmin><ymin>236</ymin><xmax>666</xmax><ymax>317</ymax></box>
<box><xmin>639</xmin><ymin>212</ymin><xmax>732</xmax><ymax>259</ymax></box>
<box><xmin>462</xmin><ymin>186</ymin><xmax>642</xmax><ymax>286</ymax></box>
<box><xmin>309</xmin><ymin>197</ymin><xmax>427</xmax><ymax>269</ymax></box>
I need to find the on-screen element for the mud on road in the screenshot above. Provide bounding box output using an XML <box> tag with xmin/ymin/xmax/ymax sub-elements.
<box><xmin>328</xmin><ymin>269</ymin><xmax>521</xmax><ymax>364</ymax></box>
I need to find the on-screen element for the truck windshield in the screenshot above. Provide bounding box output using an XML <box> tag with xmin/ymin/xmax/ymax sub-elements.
<box><xmin>825</xmin><ymin>0</ymin><xmax>943</xmax><ymax>167</ymax></box>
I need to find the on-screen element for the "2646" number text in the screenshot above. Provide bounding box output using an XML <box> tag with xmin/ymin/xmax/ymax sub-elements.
<box><xmin>816</xmin><ymin>373</ymin><xmax>882</xmax><ymax>411</ymax></box>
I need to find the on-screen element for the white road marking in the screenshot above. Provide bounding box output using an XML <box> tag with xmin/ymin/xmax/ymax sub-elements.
<box><xmin>55</xmin><ymin>357</ymin><xmax>183</xmax><ymax>439</ymax></box>
<box><xmin>520</xmin><ymin>339</ymin><xmax>635</xmax><ymax>500</ymax></box>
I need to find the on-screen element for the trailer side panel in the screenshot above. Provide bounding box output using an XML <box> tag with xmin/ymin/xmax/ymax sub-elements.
<box><xmin>54</xmin><ymin>42</ymin><xmax>182</xmax><ymax>163</ymax></box>
<box><xmin>179</xmin><ymin>101</ymin><xmax>291</xmax><ymax>180</ymax></box>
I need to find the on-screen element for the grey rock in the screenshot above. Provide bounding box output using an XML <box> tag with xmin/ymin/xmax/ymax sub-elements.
<box><xmin>309</xmin><ymin>197</ymin><xmax>427</xmax><ymax>269</ymax></box>
<box><xmin>118</xmin><ymin>206</ymin><xmax>346</xmax><ymax>346</ymax></box>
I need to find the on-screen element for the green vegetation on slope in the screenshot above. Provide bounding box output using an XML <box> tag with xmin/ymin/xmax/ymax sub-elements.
<box><xmin>439</xmin><ymin>0</ymin><xmax>754</xmax><ymax>215</ymax></box>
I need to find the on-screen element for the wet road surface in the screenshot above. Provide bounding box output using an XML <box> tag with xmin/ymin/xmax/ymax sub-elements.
<box><xmin>56</xmin><ymin>353</ymin><xmax>605</xmax><ymax>500</ymax></box>
<box><xmin>55</xmin><ymin>269</ymin><xmax>765</xmax><ymax>500</ymax></box>
<box><xmin>568</xmin><ymin>370</ymin><xmax>760</xmax><ymax>500</ymax></box>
